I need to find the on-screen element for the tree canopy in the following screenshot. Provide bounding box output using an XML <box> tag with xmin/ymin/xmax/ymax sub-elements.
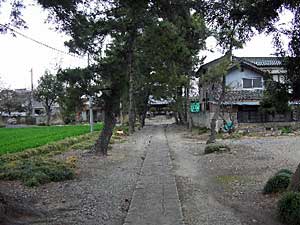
<box><xmin>1</xmin><ymin>0</ymin><xmax>300</xmax><ymax>153</ymax></box>
<box><xmin>34</xmin><ymin>71</ymin><xmax>64</xmax><ymax>125</ymax></box>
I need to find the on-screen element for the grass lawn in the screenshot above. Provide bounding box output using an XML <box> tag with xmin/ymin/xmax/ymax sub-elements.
<box><xmin>0</xmin><ymin>124</ymin><xmax>103</xmax><ymax>155</ymax></box>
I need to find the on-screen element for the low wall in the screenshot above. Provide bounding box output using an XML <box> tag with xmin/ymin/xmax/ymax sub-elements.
<box><xmin>237</xmin><ymin>122</ymin><xmax>300</xmax><ymax>132</ymax></box>
<box><xmin>0</xmin><ymin>115</ymin><xmax>63</xmax><ymax>125</ymax></box>
<box><xmin>191</xmin><ymin>111</ymin><xmax>237</xmax><ymax>131</ymax></box>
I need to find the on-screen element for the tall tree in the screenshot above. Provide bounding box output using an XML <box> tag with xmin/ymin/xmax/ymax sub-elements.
<box><xmin>202</xmin><ymin>0</ymin><xmax>257</xmax><ymax>143</ymax></box>
<box><xmin>92</xmin><ymin>40</ymin><xmax>128</xmax><ymax>155</ymax></box>
<box><xmin>0</xmin><ymin>87</ymin><xmax>24</xmax><ymax>115</ymax></box>
<box><xmin>57</xmin><ymin>67</ymin><xmax>94</xmax><ymax>124</ymax></box>
<box><xmin>243</xmin><ymin>1</ymin><xmax>300</xmax><ymax>190</ymax></box>
<box><xmin>34</xmin><ymin>71</ymin><xmax>63</xmax><ymax>126</ymax></box>
<box><xmin>36</xmin><ymin>0</ymin><xmax>154</xmax><ymax>154</ymax></box>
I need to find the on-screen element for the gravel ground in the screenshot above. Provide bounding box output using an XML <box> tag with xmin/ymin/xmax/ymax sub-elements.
<box><xmin>2</xmin><ymin>119</ymin><xmax>300</xmax><ymax>225</ymax></box>
<box><xmin>0</xmin><ymin>127</ymin><xmax>153</xmax><ymax>225</ymax></box>
<box><xmin>168</xmin><ymin>125</ymin><xmax>300</xmax><ymax>225</ymax></box>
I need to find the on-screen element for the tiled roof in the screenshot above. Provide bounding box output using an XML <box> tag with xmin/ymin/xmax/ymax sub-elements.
<box><xmin>224</xmin><ymin>90</ymin><xmax>263</xmax><ymax>103</ymax></box>
<box><xmin>237</xmin><ymin>57</ymin><xmax>284</xmax><ymax>67</ymax></box>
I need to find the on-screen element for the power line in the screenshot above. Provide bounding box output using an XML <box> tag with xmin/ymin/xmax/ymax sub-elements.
<box><xmin>0</xmin><ymin>23</ymin><xmax>85</xmax><ymax>60</ymax></box>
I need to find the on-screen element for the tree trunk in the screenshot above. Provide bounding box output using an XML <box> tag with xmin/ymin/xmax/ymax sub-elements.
<box><xmin>186</xmin><ymin>86</ymin><xmax>193</xmax><ymax>132</ymax></box>
<box><xmin>288</xmin><ymin>163</ymin><xmax>300</xmax><ymax>192</ymax></box>
<box><xmin>174</xmin><ymin>112</ymin><xmax>179</xmax><ymax>124</ymax></box>
<box><xmin>139</xmin><ymin>114</ymin><xmax>145</xmax><ymax>128</ymax></box>
<box><xmin>184</xmin><ymin>86</ymin><xmax>188</xmax><ymax>124</ymax></box>
<box><xmin>207</xmin><ymin>78</ymin><xmax>225</xmax><ymax>144</ymax></box>
<box><xmin>139</xmin><ymin>106</ymin><xmax>147</xmax><ymax>128</ymax></box>
<box><xmin>175</xmin><ymin>87</ymin><xmax>185</xmax><ymax>125</ymax></box>
<box><xmin>46</xmin><ymin>107</ymin><xmax>51</xmax><ymax>126</ymax></box>
<box><xmin>94</xmin><ymin>101</ymin><xmax>116</xmax><ymax>156</ymax></box>
<box><xmin>128</xmin><ymin>31</ymin><xmax>136</xmax><ymax>135</ymax></box>
<box><xmin>207</xmin><ymin>116</ymin><xmax>218</xmax><ymax>144</ymax></box>
<box><xmin>207</xmin><ymin>51</ymin><xmax>232</xmax><ymax>144</ymax></box>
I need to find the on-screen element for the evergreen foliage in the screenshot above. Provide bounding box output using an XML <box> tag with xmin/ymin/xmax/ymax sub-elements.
<box><xmin>263</xmin><ymin>172</ymin><xmax>292</xmax><ymax>194</ymax></box>
<box><xmin>34</xmin><ymin>71</ymin><xmax>64</xmax><ymax>125</ymax></box>
<box><xmin>278</xmin><ymin>192</ymin><xmax>300</xmax><ymax>225</ymax></box>
<box><xmin>260</xmin><ymin>80</ymin><xmax>291</xmax><ymax>114</ymax></box>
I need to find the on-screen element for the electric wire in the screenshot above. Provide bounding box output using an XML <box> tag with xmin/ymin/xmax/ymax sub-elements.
<box><xmin>0</xmin><ymin>23</ymin><xmax>85</xmax><ymax>60</ymax></box>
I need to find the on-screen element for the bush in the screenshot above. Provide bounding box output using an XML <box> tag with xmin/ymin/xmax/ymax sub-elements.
<box><xmin>278</xmin><ymin>192</ymin><xmax>300</xmax><ymax>225</ymax></box>
<box><xmin>281</xmin><ymin>126</ymin><xmax>292</xmax><ymax>134</ymax></box>
<box><xmin>276</xmin><ymin>169</ymin><xmax>294</xmax><ymax>176</ymax></box>
<box><xmin>0</xmin><ymin>157</ymin><xmax>75</xmax><ymax>187</ymax></box>
<box><xmin>263</xmin><ymin>172</ymin><xmax>292</xmax><ymax>194</ymax></box>
<box><xmin>204</xmin><ymin>143</ymin><xmax>230</xmax><ymax>154</ymax></box>
<box><xmin>198</xmin><ymin>127</ymin><xmax>209</xmax><ymax>135</ymax></box>
<box><xmin>149</xmin><ymin>107</ymin><xmax>156</xmax><ymax>113</ymax></box>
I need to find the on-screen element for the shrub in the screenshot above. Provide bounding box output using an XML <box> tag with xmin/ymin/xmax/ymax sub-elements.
<box><xmin>149</xmin><ymin>107</ymin><xmax>156</xmax><ymax>113</ymax></box>
<box><xmin>0</xmin><ymin>157</ymin><xmax>75</xmax><ymax>187</ymax></box>
<box><xmin>204</xmin><ymin>144</ymin><xmax>230</xmax><ymax>154</ymax></box>
<box><xmin>281</xmin><ymin>126</ymin><xmax>292</xmax><ymax>134</ymax></box>
<box><xmin>276</xmin><ymin>169</ymin><xmax>294</xmax><ymax>176</ymax></box>
<box><xmin>263</xmin><ymin>172</ymin><xmax>292</xmax><ymax>194</ymax></box>
<box><xmin>198</xmin><ymin>127</ymin><xmax>209</xmax><ymax>135</ymax></box>
<box><xmin>277</xmin><ymin>192</ymin><xmax>300</xmax><ymax>225</ymax></box>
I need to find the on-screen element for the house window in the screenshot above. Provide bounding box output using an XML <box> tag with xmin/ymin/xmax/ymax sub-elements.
<box><xmin>243</xmin><ymin>78</ymin><xmax>263</xmax><ymax>89</ymax></box>
<box><xmin>253</xmin><ymin>78</ymin><xmax>262</xmax><ymax>88</ymax></box>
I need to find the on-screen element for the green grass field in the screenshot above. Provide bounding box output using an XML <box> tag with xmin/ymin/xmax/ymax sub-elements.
<box><xmin>0</xmin><ymin>124</ymin><xmax>103</xmax><ymax>155</ymax></box>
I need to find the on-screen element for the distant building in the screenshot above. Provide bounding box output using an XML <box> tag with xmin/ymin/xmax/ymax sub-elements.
<box><xmin>192</xmin><ymin>56</ymin><xmax>299</xmax><ymax>129</ymax></box>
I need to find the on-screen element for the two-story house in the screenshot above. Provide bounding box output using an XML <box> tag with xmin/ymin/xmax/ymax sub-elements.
<box><xmin>193</xmin><ymin>55</ymin><xmax>296</xmax><ymax>129</ymax></box>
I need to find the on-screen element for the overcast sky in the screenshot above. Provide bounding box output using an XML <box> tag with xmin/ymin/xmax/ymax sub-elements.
<box><xmin>0</xmin><ymin>1</ymin><xmax>293</xmax><ymax>89</ymax></box>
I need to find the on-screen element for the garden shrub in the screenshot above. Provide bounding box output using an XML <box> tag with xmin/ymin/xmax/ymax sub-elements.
<box><xmin>204</xmin><ymin>144</ymin><xmax>230</xmax><ymax>154</ymax></box>
<box><xmin>281</xmin><ymin>126</ymin><xmax>292</xmax><ymax>134</ymax></box>
<box><xmin>263</xmin><ymin>172</ymin><xmax>292</xmax><ymax>194</ymax></box>
<box><xmin>276</xmin><ymin>169</ymin><xmax>294</xmax><ymax>176</ymax></box>
<box><xmin>0</xmin><ymin>157</ymin><xmax>74</xmax><ymax>187</ymax></box>
<box><xmin>277</xmin><ymin>192</ymin><xmax>300</xmax><ymax>225</ymax></box>
<box><xmin>149</xmin><ymin>107</ymin><xmax>156</xmax><ymax>113</ymax></box>
<box><xmin>198</xmin><ymin>127</ymin><xmax>209</xmax><ymax>135</ymax></box>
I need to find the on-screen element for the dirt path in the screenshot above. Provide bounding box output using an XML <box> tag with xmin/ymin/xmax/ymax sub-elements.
<box><xmin>167</xmin><ymin>125</ymin><xmax>243</xmax><ymax>225</ymax></box>
<box><xmin>167</xmin><ymin>124</ymin><xmax>300</xmax><ymax>225</ymax></box>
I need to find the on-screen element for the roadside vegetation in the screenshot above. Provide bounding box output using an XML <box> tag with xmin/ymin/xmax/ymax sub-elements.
<box><xmin>0</xmin><ymin>124</ymin><xmax>128</xmax><ymax>187</ymax></box>
<box><xmin>0</xmin><ymin>124</ymin><xmax>103</xmax><ymax>155</ymax></box>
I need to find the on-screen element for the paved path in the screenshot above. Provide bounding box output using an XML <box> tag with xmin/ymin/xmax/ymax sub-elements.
<box><xmin>124</xmin><ymin>125</ymin><xmax>184</xmax><ymax>225</ymax></box>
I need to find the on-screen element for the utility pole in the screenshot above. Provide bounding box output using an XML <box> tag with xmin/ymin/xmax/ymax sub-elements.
<box><xmin>30</xmin><ymin>68</ymin><xmax>34</xmax><ymax>116</ymax></box>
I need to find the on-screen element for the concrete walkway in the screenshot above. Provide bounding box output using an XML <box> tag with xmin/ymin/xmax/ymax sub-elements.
<box><xmin>124</xmin><ymin>125</ymin><xmax>184</xmax><ymax>225</ymax></box>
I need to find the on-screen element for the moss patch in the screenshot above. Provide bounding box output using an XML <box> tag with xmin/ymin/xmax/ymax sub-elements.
<box><xmin>216</xmin><ymin>175</ymin><xmax>251</xmax><ymax>186</ymax></box>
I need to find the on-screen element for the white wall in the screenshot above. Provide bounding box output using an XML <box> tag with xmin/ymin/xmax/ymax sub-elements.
<box><xmin>226</xmin><ymin>68</ymin><xmax>264</xmax><ymax>90</ymax></box>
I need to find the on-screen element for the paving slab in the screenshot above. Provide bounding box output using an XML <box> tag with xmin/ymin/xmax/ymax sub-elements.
<box><xmin>123</xmin><ymin>125</ymin><xmax>184</xmax><ymax>225</ymax></box>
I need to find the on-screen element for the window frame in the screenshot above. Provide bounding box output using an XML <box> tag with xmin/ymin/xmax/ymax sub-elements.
<box><xmin>242</xmin><ymin>77</ymin><xmax>263</xmax><ymax>89</ymax></box>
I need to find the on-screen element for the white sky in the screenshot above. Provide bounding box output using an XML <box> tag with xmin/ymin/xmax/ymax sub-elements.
<box><xmin>0</xmin><ymin>2</ymin><xmax>294</xmax><ymax>89</ymax></box>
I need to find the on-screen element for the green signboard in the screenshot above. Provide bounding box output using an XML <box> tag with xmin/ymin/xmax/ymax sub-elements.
<box><xmin>190</xmin><ymin>102</ymin><xmax>200</xmax><ymax>113</ymax></box>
